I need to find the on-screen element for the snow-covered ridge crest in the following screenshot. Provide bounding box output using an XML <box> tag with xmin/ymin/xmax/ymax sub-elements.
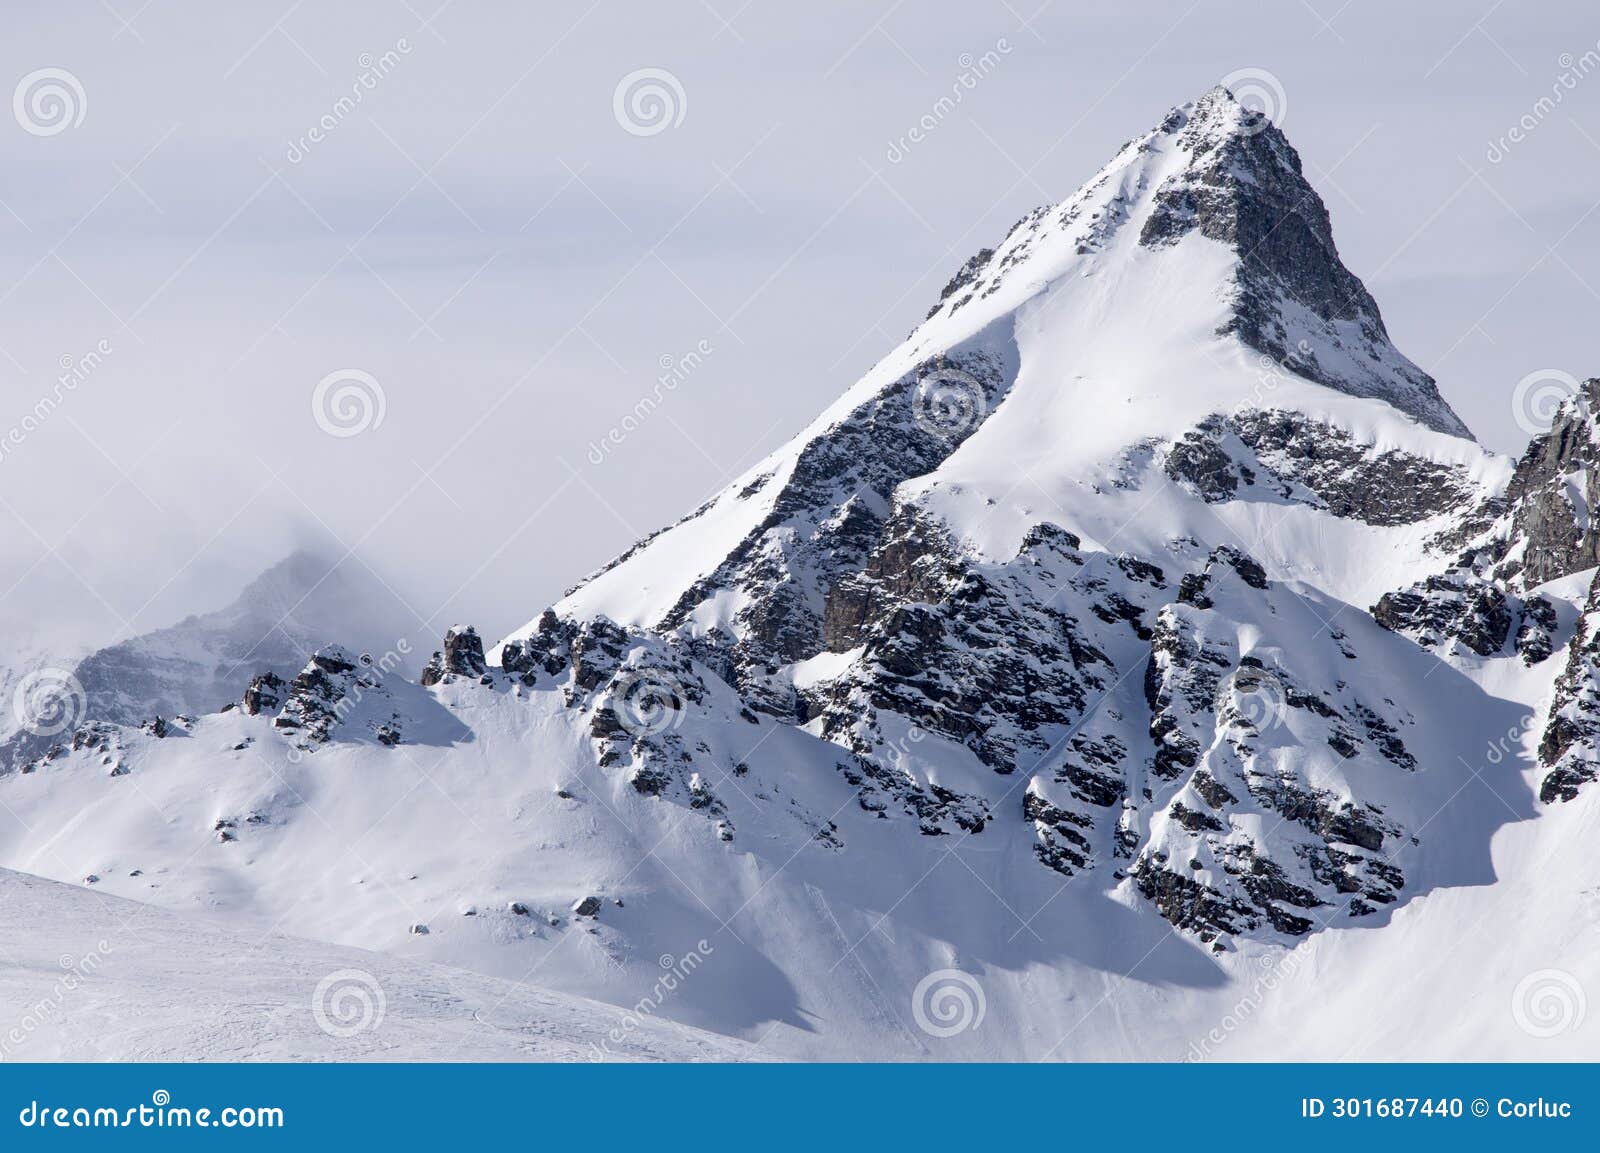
<box><xmin>914</xmin><ymin>84</ymin><xmax>1468</xmax><ymax>437</ymax></box>
<box><xmin>461</xmin><ymin>91</ymin><xmax>1537</xmax><ymax>955</ymax></box>
<box><xmin>0</xmin><ymin>548</ymin><xmax>416</xmax><ymax>774</ymax></box>
<box><xmin>513</xmin><ymin>83</ymin><xmax>1480</xmax><ymax>648</ymax></box>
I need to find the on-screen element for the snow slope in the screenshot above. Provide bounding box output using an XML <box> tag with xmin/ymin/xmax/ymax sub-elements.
<box><xmin>0</xmin><ymin>651</ymin><xmax>1591</xmax><ymax>1060</ymax></box>
<box><xmin>1</xmin><ymin>85</ymin><xmax>1596</xmax><ymax>1062</ymax></box>
<box><xmin>517</xmin><ymin>86</ymin><xmax>1484</xmax><ymax>641</ymax></box>
<box><xmin>0</xmin><ymin>868</ymin><xmax>751</xmax><ymax>1062</ymax></box>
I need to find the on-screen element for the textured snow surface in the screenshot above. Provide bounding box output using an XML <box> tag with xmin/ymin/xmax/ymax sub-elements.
<box><xmin>0</xmin><ymin>631</ymin><xmax>1593</xmax><ymax>1059</ymax></box>
<box><xmin>0</xmin><ymin>869</ymin><xmax>751</xmax><ymax>1061</ymax></box>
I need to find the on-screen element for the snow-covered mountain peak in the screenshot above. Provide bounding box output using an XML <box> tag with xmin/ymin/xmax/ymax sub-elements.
<box><xmin>11</xmin><ymin>86</ymin><xmax>1599</xmax><ymax>1061</ymax></box>
<box><xmin>910</xmin><ymin>83</ymin><xmax>1469</xmax><ymax>442</ymax></box>
<box><xmin>526</xmin><ymin>85</ymin><xmax>1487</xmax><ymax>650</ymax></box>
<box><xmin>1</xmin><ymin>546</ymin><xmax>415</xmax><ymax>772</ymax></box>
<box><xmin>459</xmin><ymin>88</ymin><xmax>1542</xmax><ymax>963</ymax></box>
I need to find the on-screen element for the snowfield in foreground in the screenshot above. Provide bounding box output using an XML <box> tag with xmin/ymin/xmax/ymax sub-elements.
<box><xmin>0</xmin><ymin>870</ymin><xmax>752</xmax><ymax>1062</ymax></box>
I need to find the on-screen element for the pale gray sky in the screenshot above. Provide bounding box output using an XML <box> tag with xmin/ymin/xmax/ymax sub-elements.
<box><xmin>2</xmin><ymin>0</ymin><xmax>1597</xmax><ymax>657</ymax></box>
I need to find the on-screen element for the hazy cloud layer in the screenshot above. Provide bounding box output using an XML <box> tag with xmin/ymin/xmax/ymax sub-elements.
<box><xmin>1</xmin><ymin>0</ymin><xmax>1597</xmax><ymax>657</ymax></box>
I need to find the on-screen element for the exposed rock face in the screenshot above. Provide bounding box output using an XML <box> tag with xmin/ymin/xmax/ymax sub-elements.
<box><xmin>269</xmin><ymin>645</ymin><xmax>404</xmax><ymax>750</ymax></box>
<box><xmin>421</xmin><ymin>626</ymin><xmax>488</xmax><ymax>686</ymax></box>
<box><xmin>815</xmin><ymin>510</ymin><xmax>1113</xmax><ymax>776</ymax></box>
<box><xmin>1135</xmin><ymin>571</ymin><xmax>1411</xmax><ymax>941</ymax></box>
<box><xmin>242</xmin><ymin>672</ymin><xmax>286</xmax><ymax>716</ymax></box>
<box><xmin>1139</xmin><ymin>88</ymin><xmax>1469</xmax><ymax>439</ymax></box>
<box><xmin>1359</xmin><ymin>384</ymin><xmax>1600</xmax><ymax>802</ymax></box>
<box><xmin>1026</xmin><ymin>788</ymin><xmax>1093</xmax><ymax>875</ymax></box>
<box><xmin>925</xmin><ymin>247</ymin><xmax>994</xmax><ymax>321</ymax></box>
<box><xmin>1516</xmin><ymin>596</ymin><xmax>1558</xmax><ymax>666</ymax></box>
<box><xmin>1163</xmin><ymin>409</ymin><xmax>1477</xmax><ymax>526</ymax></box>
<box><xmin>648</xmin><ymin>339</ymin><xmax>1020</xmax><ymax>720</ymax></box>
<box><xmin>499</xmin><ymin>610</ymin><xmax>579</xmax><ymax>681</ymax></box>
<box><xmin>1233</xmin><ymin>411</ymin><xmax>1475</xmax><ymax>523</ymax></box>
<box><xmin>1393</xmin><ymin>380</ymin><xmax>1600</xmax><ymax>603</ymax></box>
<box><xmin>500</xmin><ymin>613</ymin><xmax>748</xmax><ymax>832</ymax></box>
<box><xmin>1539</xmin><ymin>572</ymin><xmax>1600</xmax><ymax>803</ymax></box>
<box><xmin>1372</xmin><ymin>570</ymin><xmax>1512</xmax><ymax>657</ymax></box>
<box><xmin>1355</xmin><ymin>380</ymin><xmax>1600</xmax><ymax>796</ymax></box>
<box><xmin>1496</xmin><ymin>380</ymin><xmax>1600</xmax><ymax>587</ymax></box>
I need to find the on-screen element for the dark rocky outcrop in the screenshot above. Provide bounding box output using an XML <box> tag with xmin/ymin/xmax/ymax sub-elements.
<box><xmin>651</xmin><ymin>341</ymin><xmax>1018</xmax><ymax>718</ymax></box>
<box><xmin>268</xmin><ymin>645</ymin><xmax>407</xmax><ymax>750</ymax></box>
<box><xmin>812</xmin><ymin>509</ymin><xmax>1112</xmax><ymax>782</ymax></box>
<box><xmin>1164</xmin><ymin>409</ymin><xmax>1476</xmax><ymax>526</ymax></box>
<box><xmin>1497</xmin><ymin>380</ymin><xmax>1600</xmax><ymax>587</ymax></box>
<box><xmin>1139</xmin><ymin>87</ymin><xmax>1468</xmax><ymax>438</ymax></box>
<box><xmin>1515</xmin><ymin>596</ymin><xmax>1558</xmax><ymax>666</ymax></box>
<box><xmin>1372</xmin><ymin>570</ymin><xmax>1512</xmax><ymax>657</ymax></box>
<box><xmin>242</xmin><ymin>672</ymin><xmax>286</xmax><ymax>716</ymax></box>
<box><xmin>421</xmin><ymin>625</ymin><xmax>488</xmax><ymax>686</ymax></box>
<box><xmin>1539</xmin><ymin>571</ymin><xmax>1600</xmax><ymax>802</ymax></box>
